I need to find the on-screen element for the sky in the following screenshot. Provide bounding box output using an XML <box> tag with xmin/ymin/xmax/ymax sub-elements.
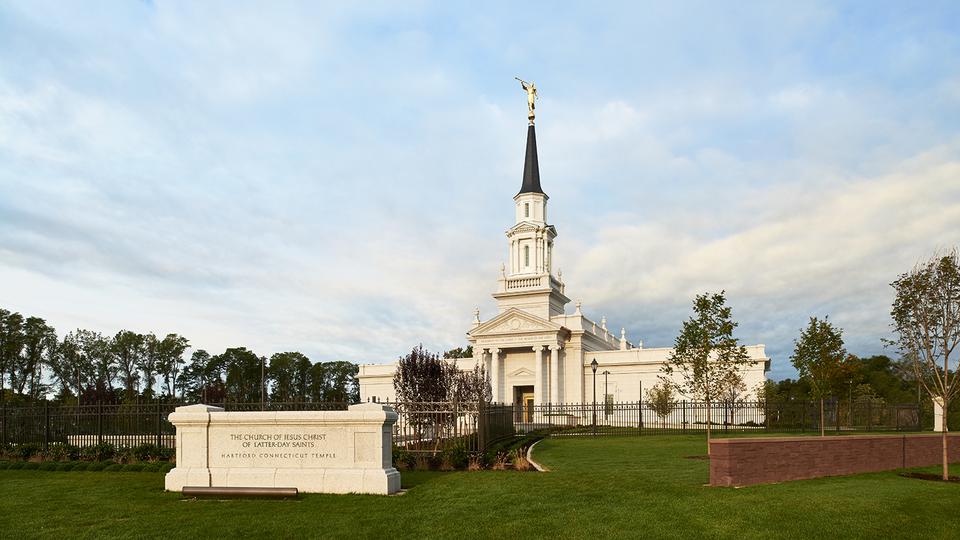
<box><xmin>1</xmin><ymin>1</ymin><xmax>959</xmax><ymax>381</ymax></box>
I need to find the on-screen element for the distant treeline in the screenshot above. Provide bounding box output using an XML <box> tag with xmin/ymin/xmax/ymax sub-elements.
<box><xmin>0</xmin><ymin>307</ymin><xmax>358</xmax><ymax>404</ymax></box>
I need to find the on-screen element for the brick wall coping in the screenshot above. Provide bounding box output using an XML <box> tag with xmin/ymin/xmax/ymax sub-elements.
<box><xmin>711</xmin><ymin>433</ymin><xmax>952</xmax><ymax>445</ymax></box>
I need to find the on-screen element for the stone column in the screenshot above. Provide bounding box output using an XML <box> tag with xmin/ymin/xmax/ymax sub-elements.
<box><xmin>534</xmin><ymin>346</ymin><xmax>544</xmax><ymax>405</ymax></box>
<box><xmin>491</xmin><ymin>348</ymin><xmax>501</xmax><ymax>403</ymax></box>
<box><xmin>550</xmin><ymin>345</ymin><xmax>560</xmax><ymax>404</ymax></box>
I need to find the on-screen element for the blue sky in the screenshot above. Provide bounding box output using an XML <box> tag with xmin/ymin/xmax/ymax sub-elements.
<box><xmin>1</xmin><ymin>1</ymin><xmax>958</xmax><ymax>380</ymax></box>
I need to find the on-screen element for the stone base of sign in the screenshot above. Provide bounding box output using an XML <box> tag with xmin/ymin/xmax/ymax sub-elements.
<box><xmin>164</xmin><ymin>403</ymin><xmax>400</xmax><ymax>495</ymax></box>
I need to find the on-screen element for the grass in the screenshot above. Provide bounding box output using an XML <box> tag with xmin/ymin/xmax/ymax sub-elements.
<box><xmin>2</xmin><ymin>435</ymin><xmax>959</xmax><ymax>539</ymax></box>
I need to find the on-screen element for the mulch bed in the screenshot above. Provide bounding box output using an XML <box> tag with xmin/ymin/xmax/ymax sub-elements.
<box><xmin>684</xmin><ymin>455</ymin><xmax>710</xmax><ymax>461</ymax></box>
<box><xmin>898</xmin><ymin>472</ymin><xmax>960</xmax><ymax>483</ymax></box>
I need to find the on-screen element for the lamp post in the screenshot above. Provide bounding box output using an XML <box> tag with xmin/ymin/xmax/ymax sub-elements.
<box><xmin>591</xmin><ymin>359</ymin><xmax>598</xmax><ymax>436</ymax></box>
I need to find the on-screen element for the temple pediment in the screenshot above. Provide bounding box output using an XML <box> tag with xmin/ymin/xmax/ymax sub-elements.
<box><xmin>469</xmin><ymin>307</ymin><xmax>562</xmax><ymax>338</ymax></box>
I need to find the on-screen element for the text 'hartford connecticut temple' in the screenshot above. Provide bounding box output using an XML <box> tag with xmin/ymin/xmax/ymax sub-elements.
<box><xmin>358</xmin><ymin>88</ymin><xmax>770</xmax><ymax>412</ymax></box>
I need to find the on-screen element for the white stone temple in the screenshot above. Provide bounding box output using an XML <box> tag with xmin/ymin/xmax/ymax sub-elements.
<box><xmin>358</xmin><ymin>121</ymin><xmax>770</xmax><ymax>408</ymax></box>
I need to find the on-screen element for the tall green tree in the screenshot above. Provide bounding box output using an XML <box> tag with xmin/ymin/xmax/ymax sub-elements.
<box><xmin>138</xmin><ymin>333</ymin><xmax>161</xmax><ymax>398</ymax></box>
<box><xmin>180</xmin><ymin>349</ymin><xmax>226</xmax><ymax>403</ymax></box>
<box><xmin>268</xmin><ymin>352</ymin><xmax>311</xmax><ymax>402</ymax></box>
<box><xmin>791</xmin><ymin>316</ymin><xmax>848</xmax><ymax>436</ymax></box>
<box><xmin>18</xmin><ymin>317</ymin><xmax>53</xmax><ymax>399</ymax></box>
<box><xmin>221</xmin><ymin>347</ymin><xmax>263</xmax><ymax>403</ymax></box>
<box><xmin>157</xmin><ymin>333</ymin><xmax>190</xmax><ymax>398</ymax></box>
<box><xmin>323</xmin><ymin>361</ymin><xmax>359</xmax><ymax>403</ymax></box>
<box><xmin>661</xmin><ymin>291</ymin><xmax>750</xmax><ymax>454</ymax></box>
<box><xmin>891</xmin><ymin>249</ymin><xmax>960</xmax><ymax>480</ymax></box>
<box><xmin>77</xmin><ymin>329</ymin><xmax>116</xmax><ymax>401</ymax></box>
<box><xmin>0</xmin><ymin>309</ymin><xmax>24</xmax><ymax>399</ymax></box>
<box><xmin>112</xmin><ymin>330</ymin><xmax>144</xmax><ymax>401</ymax></box>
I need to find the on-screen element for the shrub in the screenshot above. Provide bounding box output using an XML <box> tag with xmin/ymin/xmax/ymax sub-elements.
<box><xmin>513</xmin><ymin>448</ymin><xmax>533</xmax><ymax>471</ymax></box>
<box><xmin>7</xmin><ymin>462</ymin><xmax>25</xmax><ymax>470</ymax></box>
<box><xmin>103</xmin><ymin>464</ymin><xmax>123</xmax><ymax>472</ymax></box>
<box><xmin>121</xmin><ymin>463</ymin><xmax>145</xmax><ymax>472</ymax></box>
<box><xmin>392</xmin><ymin>447</ymin><xmax>414</xmax><ymax>471</ymax></box>
<box><xmin>57</xmin><ymin>462</ymin><xmax>76</xmax><ymax>471</ymax></box>
<box><xmin>114</xmin><ymin>447</ymin><xmax>135</xmax><ymax>464</ymax></box>
<box><xmin>80</xmin><ymin>443</ymin><xmax>116</xmax><ymax>462</ymax></box>
<box><xmin>71</xmin><ymin>462</ymin><xmax>89</xmax><ymax>471</ymax></box>
<box><xmin>446</xmin><ymin>445</ymin><xmax>469</xmax><ymax>470</ymax></box>
<box><xmin>158</xmin><ymin>462</ymin><xmax>175</xmax><ymax>474</ymax></box>
<box><xmin>0</xmin><ymin>461</ymin><xmax>8</xmax><ymax>470</ymax></box>
<box><xmin>467</xmin><ymin>455</ymin><xmax>484</xmax><ymax>471</ymax></box>
<box><xmin>38</xmin><ymin>462</ymin><xmax>59</xmax><ymax>471</ymax></box>
<box><xmin>45</xmin><ymin>443</ymin><xmax>81</xmax><ymax>462</ymax></box>
<box><xmin>21</xmin><ymin>462</ymin><xmax>39</xmax><ymax>470</ymax></box>
<box><xmin>140</xmin><ymin>463</ymin><xmax>160</xmax><ymax>473</ymax></box>
<box><xmin>491</xmin><ymin>452</ymin><xmax>510</xmax><ymax>471</ymax></box>
<box><xmin>15</xmin><ymin>443</ymin><xmax>41</xmax><ymax>461</ymax></box>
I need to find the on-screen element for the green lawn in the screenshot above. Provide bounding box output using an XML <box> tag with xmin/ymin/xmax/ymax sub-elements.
<box><xmin>2</xmin><ymin>435</ymin><xmax>959</xmax><ymax>539</ymax></box>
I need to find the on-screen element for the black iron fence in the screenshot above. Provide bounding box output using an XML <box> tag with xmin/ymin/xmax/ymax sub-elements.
<box><xmin>506</xmin><ymin>399</ymin><xmax>921</xmax><ymax>436</ymax></box>
<box><xmin>0</xmin><ymin>399</ymin><xmax>923</xmax><ymax>456</ymax></box>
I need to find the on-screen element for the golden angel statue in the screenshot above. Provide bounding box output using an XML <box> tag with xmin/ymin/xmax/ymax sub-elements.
<box><xmin>516</xmin><ymin>77</ymin><xmax>538</xmax><ymax>124</ymax></box>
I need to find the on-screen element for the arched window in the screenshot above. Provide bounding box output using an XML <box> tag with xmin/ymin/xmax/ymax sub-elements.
<box><xmin>524</xmin><ymin>245</ymin><xmax>530</xmax><ymax>267</ymax></box>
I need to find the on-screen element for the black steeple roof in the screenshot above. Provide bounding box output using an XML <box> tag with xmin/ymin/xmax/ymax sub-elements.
<box><xmin>518</xmin><ymin>124</ymin><xmax>544</xmax><ymax>195</ymax></box>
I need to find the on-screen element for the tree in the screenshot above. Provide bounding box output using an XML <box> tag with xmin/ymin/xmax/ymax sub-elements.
<box><xmin>449</xmin><ymin>361</ymin><xmax>491</xmax><ymax>403</ymax></box>
<box><xmin>221</xmin><ymin>347</ymin><xmax>262</xmax><ymax>403</ymax></box>
<box><xmin>323</xmin><ymin>361</ymin><xmax>359</xmax><ymax>403</ymax></box>
<box><xmin>112</xmin><ymin>330</ymin><xmax>144</xmax><ymax>401</ymax></box>
<box><xmin>180</xmin><ymin>349</ymin><xmax>225</xmax><ymax>403</ymax></box>
<box><xmin>157</xmin><ymin>334</ymin><xmax>190</xmax><ymax>398</ymax></box>
<box><xmin>645</xmin><ymin>381</ymin><xmax>677</xmax><ymax>422</ymax></box>
<box><xmin>891</xmin><ymin>249</ymin><xmax>960</xmax><ymax>480</ymax></box>
<box><xmin>138</xmin><ymin>333</ymin><xmax>161</xmax><ymax>398</ymax></box>
<box><xmin>18</xmin><ymin>317</ymin><xmax>52</xmax><ymax>399</ymax></box>
<box><xmin>443</xmin><ymin>346</ymin><xmax>474</xmax><ymax>359</ymax></box>
<box><xmin>269</xmin><ymin>352</ymin><xmax>311</xmax><ymax>402</ymax></box>
<box><xmin>791</xmin><ymin>316</ymin><xmax>848</xmax><ymax>436</ymax></box>
<box><xmin>77</xmin><ymin>329</ymin><xmax>116</xmax><ymax>402</ymax></box>
<box><xmin>393</xmin><ymin>345</ymin><xmax>451</xmax><ymax>403</ymax></box>
<box><xmin>718</xmin><ymin>371</ymin><xmax>748</xmax><ymax>426</ymax></box>
<box><xmin>661</xmin><ymin>291</ymin><xmax>750</xmax><ymax>454</ymax></box>
<box><xmin>0</xmin><ymin>310</ymin><xmax>24</xmax><ymax>399</ymax></box>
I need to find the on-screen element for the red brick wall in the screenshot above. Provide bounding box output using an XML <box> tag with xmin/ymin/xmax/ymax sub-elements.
<box><xmin>710</xmin><ymin>434</ymin><xmax>960</xmax><ymax>487</ymax></box>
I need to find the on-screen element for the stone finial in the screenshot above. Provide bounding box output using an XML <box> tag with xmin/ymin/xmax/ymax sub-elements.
<box><xmin>601</xmin><ymin>316</ymin><xmax>607</xmax><ymax>330</ymax></box>
<box><xmin>500</xmin><ymin>263</ymin><xmax>506</xmax><ymax>277</ymax></box>
<box><xmin>575</xmin><ymin>299</ymin><xmax>582</xmax><ymax>315</ymax></box>
<box><xmin>473</xmin><ymin>307</ymin><xmax>481</xmax><ymax>326</ymax></box>
<box><xmin>558</xmin><ymin>268</ymin><xmax>563</xmax><ymax>281</ymax></box>
<box><xmin>620</xmin><ymin>328</ymin><xmax>628</xmax><ymax>351</ymax></box>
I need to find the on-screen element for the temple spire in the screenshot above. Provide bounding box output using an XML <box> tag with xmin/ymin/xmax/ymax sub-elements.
<box><xmin>518</xmin><ymin>124</ymin><xmax>544</xmax><ymax>195</ymax></box>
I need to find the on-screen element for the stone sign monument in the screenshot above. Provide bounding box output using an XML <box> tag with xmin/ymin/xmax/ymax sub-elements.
<box><xmin>164</xmin><ymin>402</ymin><xmax>400</xmax><ymax>495</ymax></box>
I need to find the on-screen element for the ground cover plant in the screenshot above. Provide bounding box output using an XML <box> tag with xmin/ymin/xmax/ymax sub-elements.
<box><xmin>2</xmin><ymin>435</ymin><xmax>959</xmax><ymax>539</ymax></box>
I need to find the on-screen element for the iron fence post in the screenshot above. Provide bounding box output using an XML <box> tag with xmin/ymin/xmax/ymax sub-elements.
<box><xmin>867</xmin><ymin>401</ymin><xmax>872</xmax><ymax>432</ymax></box>
<box><xmin>97</xmin><ymin>401</ymin><xmax>103</xmax><ymax>446</ymax></box>
<box><xmin>638</xmin><ymin>400</ymin><xmax>642</xmax><ymax>436</ymax></box>
<box><xmin>44</xmin><ymin>401</ymin><xmax>50</xmax><ymax>451</ymax></box>
<box><xmin>1</xmin><ymin>401</ymin><xmax>5</xmax><ymax>446</ymax></box>
<box><xmin>682</xmin><ymin>400</ymin><xmax>687</xmax><ymax>434</ymax></box>
<box><xmin>801</xmin><ymin>400</ymin><xmax>806</xmax><ymax>433</ymax></box>
<box><xmin>156</xmin><ymin>399</ymin><xmax>162</xmax><ymax>447</ymax></box>
<box><xmin>478</xmin><ymin>400</ymin><xmax>486</xmax><ymax>451</ymax></box>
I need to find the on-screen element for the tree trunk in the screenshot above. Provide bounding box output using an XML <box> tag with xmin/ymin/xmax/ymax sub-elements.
<box><xmin>706</xmin><ymin>397</ymin><xmax>712</xmax><ymax>456</ymax></box>
<box><xmin>820</xmin><ymin>398</ymin><xmax>825</xmax><ymax>437</ymax></box>
<box><xmin>943</xmin><ymin>397</ymin><xmax>950</xmax><ymax>481</ymax></box>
